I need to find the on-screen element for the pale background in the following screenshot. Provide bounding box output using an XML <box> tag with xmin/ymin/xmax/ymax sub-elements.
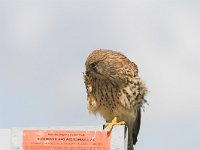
<box><xmin>0</xmin><ymin>0</ymin><xmax>200</xmax><ymax>149</ymax></box>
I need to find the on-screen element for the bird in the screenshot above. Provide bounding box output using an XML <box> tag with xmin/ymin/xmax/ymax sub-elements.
<box><xmin>83</xmin><ymin>49</ymin><xmax>147</xmax><ymax>150</ymax></box>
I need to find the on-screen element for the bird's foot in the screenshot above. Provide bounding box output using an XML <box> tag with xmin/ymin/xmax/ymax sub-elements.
<box><xmin>104</xmin><ymin>117</ymin><xmax>126</xmax><ymax>134</ymax></box>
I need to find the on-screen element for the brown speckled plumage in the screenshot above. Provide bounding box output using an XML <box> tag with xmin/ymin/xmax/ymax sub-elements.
<box><xmin>83</xmin><ymin>49</ymin><xmax>147</xmax><ymax>150</ymax></box>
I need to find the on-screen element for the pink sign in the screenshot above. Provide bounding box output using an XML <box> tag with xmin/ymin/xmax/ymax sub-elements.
<box><xmin>23</xmin><ymin>130</ymin><xmax>111</xmax><ymax>150</ymax></box>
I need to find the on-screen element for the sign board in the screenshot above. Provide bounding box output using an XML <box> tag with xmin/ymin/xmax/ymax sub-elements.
<box><xmin>23</xmin><ymin>130</ymin><xmax>110</xmax><ymax>150</ymax></box>
<box><xmin>9</xmin><ymin>126</ymin><xmax>127</xmax><ymax>150</ymax></box>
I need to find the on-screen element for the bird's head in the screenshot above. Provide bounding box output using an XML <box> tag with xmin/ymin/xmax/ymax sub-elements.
<box><xmin>84</xmin><ymin>49</ymin><xmax>139</xmax><ymax>88</ymax></box>
<box><xmin>85</xmin><ymin>49</ymin><xmax>115</xmax><ymax>79</ymax></box>
<box><xmin>84</xmin><ymin>49</ymin><xmax>137</xmax><ymax>82</ymax></box>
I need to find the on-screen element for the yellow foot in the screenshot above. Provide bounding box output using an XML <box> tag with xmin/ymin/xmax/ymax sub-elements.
<box><xmin>104</xmin><ymin>117</ymin><xmax>126</xmax><ymax>133</ymax></box>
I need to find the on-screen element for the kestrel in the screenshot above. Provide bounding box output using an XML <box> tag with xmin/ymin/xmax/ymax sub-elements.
<box><xmin>83</xmin><ymin>49</ymin><xmax>147</xmax><ymax>150</ymax></box>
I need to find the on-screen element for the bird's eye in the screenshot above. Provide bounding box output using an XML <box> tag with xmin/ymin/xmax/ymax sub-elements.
<box><xmin>90</xmin><ymin>61</ymin><xmax>98</xmax><ymax>68</ymax></box>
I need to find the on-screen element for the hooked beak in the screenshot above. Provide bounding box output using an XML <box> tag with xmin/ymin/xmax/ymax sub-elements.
<box><xmin>85</xmin><ymin>70</ymin><xmax>90</xmax><ymax>76</ymax></box>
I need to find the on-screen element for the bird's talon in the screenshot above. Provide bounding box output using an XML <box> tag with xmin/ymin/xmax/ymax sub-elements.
<box><xmin>104</xmin><ymin>117</ymin><xmax>126</xmax><ymax>133</ymax></box>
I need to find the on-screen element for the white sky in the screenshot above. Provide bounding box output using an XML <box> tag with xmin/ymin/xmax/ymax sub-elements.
<box><xmin>0</xmin><ymin>0</ymin><xmax>200</xmax><ymax>149</ymax></box>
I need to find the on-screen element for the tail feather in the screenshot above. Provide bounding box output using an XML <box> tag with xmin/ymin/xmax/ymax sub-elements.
<box><xmin>132</xmin><ymin>108</ymin><xmax>141</xmax><ymax>145</ymax></box>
